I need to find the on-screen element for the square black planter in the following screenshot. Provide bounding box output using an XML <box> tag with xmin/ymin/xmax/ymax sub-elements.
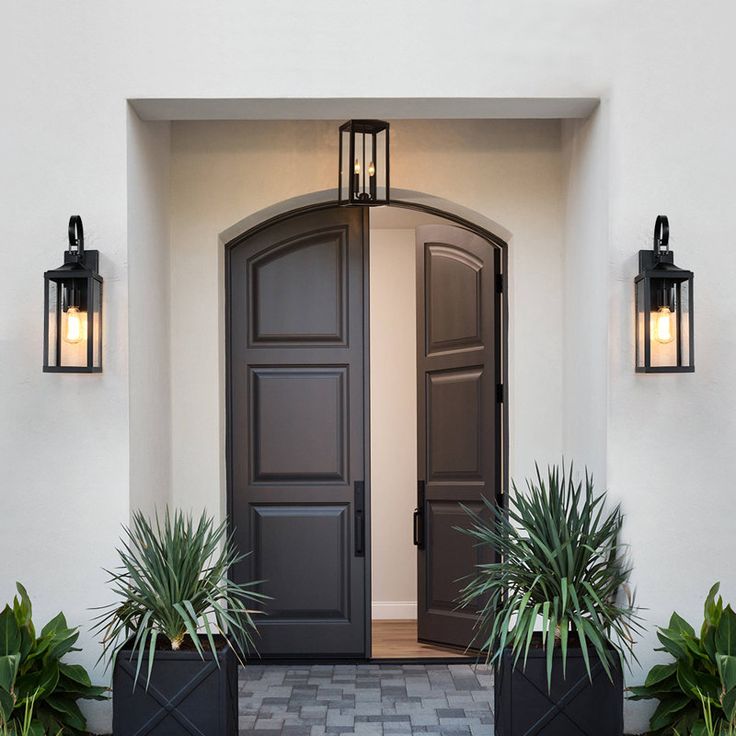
<box><xmin>113</xmin><ymin>638</ymin><xmax>237</xmax><ymax>736</ymax></box>
<box><xmin>494</xmin><ymin>645</ymin><xmax>623</xmax><ymax>736</ymax></box>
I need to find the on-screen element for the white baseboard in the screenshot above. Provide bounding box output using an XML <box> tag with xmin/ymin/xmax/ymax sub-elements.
<box><xmin>372</xmin><ymin>601</ymin><xmax>417</xmax><ymax>620</ymax></box>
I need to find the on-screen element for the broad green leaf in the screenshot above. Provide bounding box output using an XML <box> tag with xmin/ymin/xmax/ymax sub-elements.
<box><xmin>0</xmin><ymin>607</ymin><xmax>21</xmax><ymax>656</ymax></box>
<box><xmin>716</xmin><ymin>606</ymin><xmax>736</xmax><ymax>656</ymax></box>
<box><xmin>722</xmin><ymin>687</ymin><xmax>736</xmax><ymax>722</ymax></box>
<box><xmin>0</xmin><ymin>686</ymin><xmax>15</xmax><ymax>722</ymax></box>
<box><xmin>644</xmin><ymin>661</ymin><xmax>678</xmax><ymax>688</ymax></box>
<box><xmin>16</xmin><ymin>658</ymin><xmax>59</xmax><ymax>701</ymax></box>
<box><xmin>717</xmin><ymin>653</ymin><xmax>736</xmax><ymax>692</ymax></box>
<box><xmin>0</xmin><ymin>654</ymin><xmax>19</xmax><ymax>692</ymax></box>
<box><xmin>649</xmin><ymin>695</ymin><xmax>691</xmax><ymax>731</ymax></box>
<box><xmin>44</xmin><ymin>693</ymin><xmax>87</xmax><ymax>732</ymax></box>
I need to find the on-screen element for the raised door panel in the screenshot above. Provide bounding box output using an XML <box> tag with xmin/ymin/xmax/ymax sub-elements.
<box><xmin>250</xmin><ymin>367</ymin><xmax>347</xmax><ymax>483</ymax></box>
<box><xmin>426</xmin><ymin>501</ymin><xmax>483</xmax><ymax>617</ymax></box>
<box><xmin>252</xmin><ymin>505</ymin><xmax>349</xmax><ymax>620</ymax></box>
<box><xmin>249</xmin><ymin>227</ymin><xmax>347</xmax><ymax>346</ymax></box>
<box><xmin>427</xmin><ymin>367</ymin><xmax>483</xmax><ymax>482</ymax></box>
<box><xmin>426</xmin><ymin>244</ymin><xmax>483</xmax><ymax>355</ymax></box>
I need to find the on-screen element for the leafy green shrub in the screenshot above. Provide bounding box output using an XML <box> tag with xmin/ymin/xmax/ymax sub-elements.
<box><xmin>457</xmin><ymin>462</ymin><xmax>642</xmax><ymax>689</ymax></box>
<box><xmin>630</xmin><ymin>582</ymin><xmax>736</xmax><ymax>735</ymax></box>
<box><xmin>0</xmin><ymin>583</ymin><xmax>106</xmax><ymax>736</ymax></box>
<box><xmin>93</xmin><ymin>509</ymin><xmax>265</xmax><ymax>687</ymax></box>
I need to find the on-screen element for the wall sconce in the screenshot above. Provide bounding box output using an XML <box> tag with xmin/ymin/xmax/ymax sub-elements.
<box><xmin>338</xmin><ymin>119</ymin><xmax>390</xmax><ymax>206</ymax></box>
<box><xmin>43</xmin><ymin>216</ymin><xmax>102</xmax><ymax>372</ymax></box>
<box><xmin>635</xmin><ymin>215</ymin><xmax>694</xmax><ymax>373</ymax></box>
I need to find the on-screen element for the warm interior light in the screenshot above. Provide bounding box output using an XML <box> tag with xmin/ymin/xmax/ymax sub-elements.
<box><xmin>354</xmin><ymin>158</ymin><xmax>361</xmax><ymax>175</ymax></box>
<box><xmin>652</xmin><ymin>306</ymin><xmax>675</xmax><ymax>344</ymax></box>
<box><xmin>64</xmin><ymin>306</ymin><xmax>87</xmax><ymax>344</ymax></box>
<box><xmin>368</xmin><ymin>161</ymin><xmax>375</xmax><ymax>177</ymax></box>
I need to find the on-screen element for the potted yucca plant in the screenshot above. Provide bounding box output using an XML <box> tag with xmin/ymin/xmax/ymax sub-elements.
<box><xmin>94</xmin><ymin>509</ymin><xmax>265</xmax><ymax>736</ymax></box>
<box><xmin>458</xmin><ymin>463</ymin><xmax>642</xmax><ymax>736</ymax></box>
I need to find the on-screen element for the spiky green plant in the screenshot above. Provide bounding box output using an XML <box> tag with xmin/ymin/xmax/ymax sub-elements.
<box><xmin>457</xmin><ymin>462</ymin><xmax>642</xmax><ymax>689</ymax></box>
<box><xmin>93</xmin><ymin>509</ymin><xmax>266</xmax><ymax>687</ymax></box>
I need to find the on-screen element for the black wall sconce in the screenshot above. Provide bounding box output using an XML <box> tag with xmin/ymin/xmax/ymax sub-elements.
<box><xmin>43</xmin><ymin>216</ymin><xmax>102</xmax><ymax>372</ymax></box>
<box><xmin>338</xmin><ymin>119</ymin><xmax>390</xmax><ymax>206</ymax></box>
<box><xmin>635</xmin><ymin>215</ymin><xmax>694</xmax><ymax>373</ymax></box>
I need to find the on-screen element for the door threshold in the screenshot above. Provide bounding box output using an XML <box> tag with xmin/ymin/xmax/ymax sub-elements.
<box><xmin>245</xmin><ymin>655</ymin><xmax>480</xmax><ymax>666</ymax></box>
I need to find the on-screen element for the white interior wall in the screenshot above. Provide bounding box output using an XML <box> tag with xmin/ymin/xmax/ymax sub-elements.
<box><xmin>369</xmin><ymin>228</ymin><xmax>418</xmax><ymax>620</ymax></box>
<box><xmin>168</xmin><ymin>118</ymin><xmax>566</xmax><ymax>519</ymax></box>
<box><xmin>561</xmin><ymin>108</ymin><xmax>609</xmax><ymax>482</ymax></box>
<box><xmin>127</xmin><ymin>111</ymin><xmax>173</xmax><ymax>515</ymax></box>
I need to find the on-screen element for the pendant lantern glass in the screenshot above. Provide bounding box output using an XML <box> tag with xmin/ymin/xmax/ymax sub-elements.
<box><xmin>43</xmin><ymin>216</ymin><xmax>103</xmax><ymax>373</ymax></box>
<box><xmin>338</xmin><ymin>120</ymin><xmax>390</xmax><ymax>206</ymax></box>
<box><xmin>635</xmin><ymin>215</ymin><xmax>694</xmax><ymax>373</ymax></box>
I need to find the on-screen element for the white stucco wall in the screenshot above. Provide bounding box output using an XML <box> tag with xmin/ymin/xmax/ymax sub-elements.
<box><xmin>2</xmin><ymin>2</ymin><xmax>735</xmax><ymax>732</ymax></box>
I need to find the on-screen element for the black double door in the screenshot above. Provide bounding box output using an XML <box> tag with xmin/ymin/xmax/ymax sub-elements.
<box><xmin>228</xmin><ymin>207</ymin><xmax>500</xmax><ymax>657</ymax></box>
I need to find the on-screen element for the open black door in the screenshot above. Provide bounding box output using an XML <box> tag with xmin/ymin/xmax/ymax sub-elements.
<box><xmin>228</xmin><ymin>206</ymin><xmax>368</xmax><ymax>657</ymax></box>
<box><xmin>415</xmin><ymin>224</ymin><xmax>500</xmax><ymax>650</ymax></box>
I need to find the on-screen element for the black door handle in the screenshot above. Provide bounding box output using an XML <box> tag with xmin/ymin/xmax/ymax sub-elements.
<box><xmin>354</xmin><ymin>481</ymin><xmax>365</xmax><ymax>557</ymax></box>
<box><xmin>414</xmin><ymin>480</ymin><xmax>425</xmax><ymax>548</ymax></box>
<box><xmin>413</xmin><ymin>508</ymin><xmax>422</xmax><ymax>547</ymax></box>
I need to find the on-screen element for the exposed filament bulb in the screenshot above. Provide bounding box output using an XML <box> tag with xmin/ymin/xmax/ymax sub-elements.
<box><xmin>354</xmin><ymin>159</ymin><xmax>361</xmax><ymax>175</ymax></box>
<box><xmin>368</xmin><ymin>161</ymin><xmax>376</xmax><ymax>177</ymax></box>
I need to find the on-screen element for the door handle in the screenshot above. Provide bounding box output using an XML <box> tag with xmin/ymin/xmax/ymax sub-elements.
<box><xmin>413</xmin><ymin>508</ymin><xmax>423</xmax><ymax>547</ymax></box>
<box><xmin>414</xmin><ymin>480</ymin><xmax>425</xmax><ymax>548</ymax></box>
<box><xmin>354</xmin><ymin>480</ymin><xmax>365</xmax><ymax>557</ymax></box>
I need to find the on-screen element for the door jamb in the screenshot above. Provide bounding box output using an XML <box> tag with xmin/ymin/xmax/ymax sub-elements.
<box><xmin>224</xmin><ymin>199</ymin><xmax>508</xmax><ymax>661</ymax></box>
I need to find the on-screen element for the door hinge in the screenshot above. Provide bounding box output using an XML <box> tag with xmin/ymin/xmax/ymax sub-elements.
<box><xmin>496</xmin><ymin>383</ymin><xmax>504</xmax><ymax>403</ymax></box>
<box><xmin>496</xmin><ymin>274</ymin><xmax>504</xmax><ymax>293</ymax></box>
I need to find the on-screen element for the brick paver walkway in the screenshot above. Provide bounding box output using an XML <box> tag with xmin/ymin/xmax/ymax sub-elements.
<box><xmin>238</xmin><ymin>663</ymin><xmax>493</xmax><ymax>735</ymax></box>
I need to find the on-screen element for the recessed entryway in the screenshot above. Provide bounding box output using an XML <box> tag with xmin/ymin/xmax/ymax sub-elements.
<box><xmin>226</xmin><ymin>199</ymin><xmax>505</xmax><ymax>660</ymax></box>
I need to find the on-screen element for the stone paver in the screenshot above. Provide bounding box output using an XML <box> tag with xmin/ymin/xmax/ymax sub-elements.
<box><xmin>239</xmin><ymin>663</ymin><xmax>493</xmax><ymax>735</ymax></box>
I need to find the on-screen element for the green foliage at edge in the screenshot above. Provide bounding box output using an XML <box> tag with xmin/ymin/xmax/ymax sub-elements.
<box><xmin>630</xmin><ymin>582</ymin><xmax>736</xmax><ymax>735</ymax></box>
<box><xmin>0</xmin><ymin>583</ymin><xmax>106</xmax><ymax>736</ymax></box>
<box><xmin>456</xmin><ymin>461</ymin><xmax>643</xmax><ymax>691</ymax></box>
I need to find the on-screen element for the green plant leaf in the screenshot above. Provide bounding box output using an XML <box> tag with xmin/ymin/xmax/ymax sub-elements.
<box><xmin>722</xmin><ymin>687</ymin><xmax>736</xmax><ymax>723</ymax></box>
<box><xmin>649</xmin><ymin>695</ymin><xmax>692</xmax><ymax>731</ymax></box>
<box><xmin>717</xmin><ymin>654</ymin><xmax>736</xmax><ymax>693</ymax></box>
<box><xmin>0</xmin><ymin>654</ymin><xmax>19</xmax><ymax>694</ymax></box>
<box><xmin>0</xmin><ymin>686</ymin><xmax>15</xmax><ymax>723</ymax></box>
<box><xmin>0</xmin><ymin>607</ymin><xmax>21</xmax><ymax>657</ymax></box>
<box><xmin>645</xmin><ymin>662</ymin><xmax>678</xmax><ymax>688</ymax></box>
<box><xmin>44</xmin><ymin>694</ymin><xmax>87</xmax><ymax>732</ymax></box>
<box><xmin>716</xmin><ymin>606</ymin><xmax>736</xmax><ymax>657</ymax></box>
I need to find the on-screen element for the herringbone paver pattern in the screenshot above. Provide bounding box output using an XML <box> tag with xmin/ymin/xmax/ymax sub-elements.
<box><xmin>238</xmin><ymin>663</ymin><xmax>493</xmax><ymax>735</ymax></box>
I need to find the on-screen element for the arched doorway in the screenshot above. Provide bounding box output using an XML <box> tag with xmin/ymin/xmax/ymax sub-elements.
<box><xmin>225</xmin><ymin>196</ymin><xmax>507</xmax><ymax>659</ymax></box>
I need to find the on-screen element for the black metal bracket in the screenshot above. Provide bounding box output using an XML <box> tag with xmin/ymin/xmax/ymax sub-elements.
<box><xmin>654</xmin><ymin>214</ymin><xmax>669</xmax><ymax>256</ymax></box>
<box><xmin>354</xmin><ymin>481</ymin><xmax>365</xmax><ymax>557</ymax></box>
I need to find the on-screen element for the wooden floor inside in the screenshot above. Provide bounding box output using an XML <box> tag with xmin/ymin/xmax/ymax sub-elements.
<box><xmin>371</xmin><ymin>619</ymin><xmax>466</xmax><ymax>659</ymax></box>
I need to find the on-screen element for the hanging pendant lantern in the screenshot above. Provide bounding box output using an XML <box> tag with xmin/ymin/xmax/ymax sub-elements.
<box><xmin>338</xmin><ymin>120</ymin><xmax>390</xmax><ymax>206</ymax></box>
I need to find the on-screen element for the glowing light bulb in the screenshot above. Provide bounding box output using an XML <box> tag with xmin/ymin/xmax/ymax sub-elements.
<box><xmin>652</xmin><ymin>306</ymin><xmax>675</xmax><ymax>344</ymax></box>
<box><xmin>64</xmin><ymin>306</ymin><xmax>87</xmax><ymax>344</ymax></box>
<box><xmin>368</xmin><ymin>161</ymin><xmax>376</xmax><ymax>177</ymax></box>
<box><xmin>354</xmin><ymin>159</ymin><xmax>361</xmax><ymax>175</ymax></box>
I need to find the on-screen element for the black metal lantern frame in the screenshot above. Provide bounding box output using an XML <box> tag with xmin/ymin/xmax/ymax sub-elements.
<box><xmin>635</xmin><ymin>215</ymin><xmax>694</xmax><ymax>373</ymax></box>
<box><xmin>43</xmin><ymin>216</ymin><xmax>103</xmax><ymax>373</ymax></box>
<box><xmin>338</xmin><ymin>119</ymin><xmax>390</xmax><ymax>206</ymax></box>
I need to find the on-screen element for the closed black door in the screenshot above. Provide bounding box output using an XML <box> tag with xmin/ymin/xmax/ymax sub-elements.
<box><xmin>228</xmin><ymin>206</ymin><xmax>368</xmax><ymax>657</ymax></box>
<box><xmin>415</xmin><ymin>224</ymin><xmax>500</xmax><ymax>650</ymax></box>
